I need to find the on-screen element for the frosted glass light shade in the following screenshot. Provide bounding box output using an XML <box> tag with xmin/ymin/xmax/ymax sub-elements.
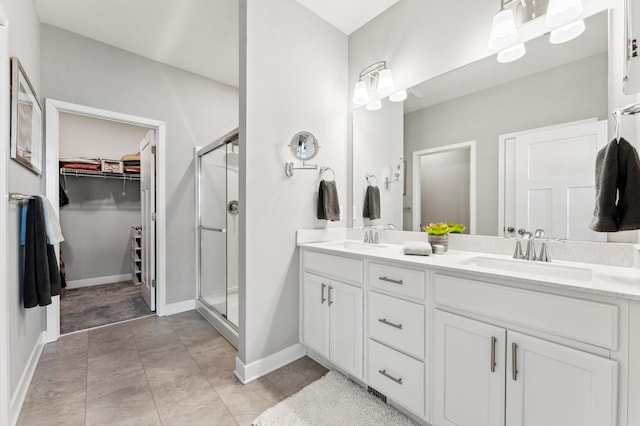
<box><xmin>488</xmin><ymin>9</ymin><xmax>518</xmax><ymax>50</ymax></box>
<box><xmin>497</xmin><ymin>43</ymin><xmax>526</xmax><ymax>63</ymax></box>
<box><xmin>545</xmin><ymin>0</ymin><xmax>583</xmax><ymax>28</ymax></box>
<box><xmin>376</xmin><ymin>69</ymin><xmax>395</xmax><ymax>96</ymax></box>
<box><xmin>366</xmin><ymin>99</ymin><xmax>382</xmax><ymax>111</ymax></box>
<box><xmin>549</xmin><ymin>19</ymin><xmax>585</xmax><ymax>44</ymax></box>
<box><xmin>389</xmin><ymin>89</ymin><xmax>407</xmax><ymax>102</ymax></box>
<box><xmin>353</xmin><ymin>81</ymin><xmax>369</xmax><ymax>106</ymax></box>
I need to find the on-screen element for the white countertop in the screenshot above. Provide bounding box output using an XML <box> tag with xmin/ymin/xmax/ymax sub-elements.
<box><xmin>299</xmin><ymin>240</ymin><xmax>640</xmax><ymax>300</ymax></box>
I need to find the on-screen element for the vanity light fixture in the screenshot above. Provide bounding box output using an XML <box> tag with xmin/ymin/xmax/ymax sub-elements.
<box><xmin>488</xmin><ymin>7</ymin><xmax>518</xmax><ymax>50</ymax></box>
<box><xmin>545</xmin><ymin>0</ymin><xmax>583</xmax><ymax>28</ymax></box>
<box><xmin>549</xmin><ymin>19</ymin><xmax>585</xmax><ymax>44</ymax></box>
<box><xmin>353</xmin><ymin>61</ymin><xmax>395</xmax><ymax>106</ymax></box>
<box><xmin>389</xmin><ymin>89</ymin><xmax>407</xmax><ymax>102</ymax></box>
<box><xmin>366</xmin><ymin>99</ymin><xmax>382</xmax><ymax>111</ymax></box>
<box><xmin>497</xmin><ymin>43</ymin><xmax>526</xmax><ymax>63</ymax></box>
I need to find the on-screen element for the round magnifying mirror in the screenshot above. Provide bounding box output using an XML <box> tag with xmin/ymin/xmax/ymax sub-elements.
<box><xmin>289</xmin><ymin>131</ymin><xmax>319</xmax><ymax>161</ymax></box>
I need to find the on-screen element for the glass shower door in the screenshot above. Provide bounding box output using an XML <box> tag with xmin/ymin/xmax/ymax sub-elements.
<box><xmin>198</xmin><ymin>146</ymin><xmax>227</xmax><ymax>318</ymax></box>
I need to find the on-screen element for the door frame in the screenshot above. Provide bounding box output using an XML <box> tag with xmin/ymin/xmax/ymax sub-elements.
<box><xmin>412</xmin><ymin>141</ymin><xmax>476</xmax><ymax>233</ymax></box>
<box><xmin>0</xmin><ymin>5</ymin><xmax>11</xmax><ymax>426</ymax></box>
<box><xmin>44</xmin><ymin>99</ymin><xmax>167</xmax><ymax>342</ymax></box>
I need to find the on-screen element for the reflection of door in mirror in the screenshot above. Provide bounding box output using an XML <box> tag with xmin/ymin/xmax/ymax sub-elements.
<box><xmin>500</xmin><ymin>119</ymin><xmax>607</xmax><ymax>241</ymax></box>
<box><xmin>413</xmin><ymin>142</ymin><xmax>475</xmax><ymax>233</ymax></box>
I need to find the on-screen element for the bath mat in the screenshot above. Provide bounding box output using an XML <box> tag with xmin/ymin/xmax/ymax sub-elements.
<box><xmin>253</xmin><ymin>370</ymin><xmax>417</xmax><ymax>425</ymax></box>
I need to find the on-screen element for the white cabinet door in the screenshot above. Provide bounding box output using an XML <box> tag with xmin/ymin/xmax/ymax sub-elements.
<box><xmin>303</xmin><ymin>273</ymin><xmax>329</xmax><ymax>358</ymax></box>
<box><xmin>506</xmin><ymin>331</ymin><xmax>618</xmax><ymax>426</ymax></box>
<box><xmin>433</xmin><ymin>311</ymin><xmax>506</xmax><ymax>426</ymax></box>
<box><xmin>329</xmin><ymin>280</ymin><xmax>363</xmax><ymax>379</ymax></box>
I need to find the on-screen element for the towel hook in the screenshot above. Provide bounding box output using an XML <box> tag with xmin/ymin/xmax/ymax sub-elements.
<box><xmin>320</xmin><ymin>166</ymin><xmax>336</xmax><ymax>181</ymax></box>
<box><xmin>613</xmin><ymin>110</ymin><xmax>621</xmax><ymax>142</ymax></box>
<box><xmin>365</xmin><ymin>174</ymin><xmax>378</xmax><ymax>186</ymax></box>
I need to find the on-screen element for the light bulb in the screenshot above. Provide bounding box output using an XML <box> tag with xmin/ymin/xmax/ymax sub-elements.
<box><xmin>376</xmin><ymin>69</ymin><xmax>394</xmax><ymax>96</ymax></box>
<box><xmin>497</xmin><ymin>43</ymin><xmax>526</xmax><ymax>63</ymax></box>
<box><xmin>545</xmin><ymin>0</ymin><xmax>583</xmax><ymax>28</ymax></box>
<box><xmin>366</xmin><ymin>100</ymin><xmax>382</xmax><ymax>111</ymax></box>
<box><xmin>488</xmin><ymin>9</ymin><xmax>518</xmax><ymax>50</ymax></box>
<box><xmin>353</xmin><ymin>81</ymin><xmax>369</xmax><ymax>106</ymax></box>
<box><xmin>549</xmin><ymin>19</ymin><xmax>585</xmax><ymax>44</ymax></box>
<box><xmin>389</xmin><ymin>90</ymin><xmax>407</xmax><ymax>102</ymax></box>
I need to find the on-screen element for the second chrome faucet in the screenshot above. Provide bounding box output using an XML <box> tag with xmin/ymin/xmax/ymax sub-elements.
<box><xmin>513</xmin><ymin>229</ymin><xmax>551</xmax><ymax>262</ymax></box>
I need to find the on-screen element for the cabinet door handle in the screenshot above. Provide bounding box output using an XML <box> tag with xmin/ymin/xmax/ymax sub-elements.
<box><xmin>321</xmin><ymin>283</ymin><xmax>326</xmax><ymax>304</ymax></box>
<box><xmin>378</xmin><ymin>318</ymin><xmax>403</xmax><ymax>330</ymax></box>
<box><xmin>378</xmin><ymin>369</ymin><xmax>403</xmax><ymax>384</ymax></box>
<box><xmin>490</xmin><ymin>336</ymin><xmax>497</xmax><ymax>373</ymax></box>
<box><xmin>328</xmin><ymin>285</ymin><xmax>333</xmax><ymax>306</ymax></box>
<box><xmin>512</xmin><ymin>342</ymin><xmax>518</xmax><ymax>381</ymax></box>
<box><xmin>379</xmin><ymin>276</ymin><xmax>403</xmax><ymax>285</ymax></box>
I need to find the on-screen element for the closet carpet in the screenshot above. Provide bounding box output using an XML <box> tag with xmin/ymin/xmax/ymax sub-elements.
<box><xmin>60</xmin><ymin>280</ymin><xmax>151</xmax><ymax>334</ymax></box>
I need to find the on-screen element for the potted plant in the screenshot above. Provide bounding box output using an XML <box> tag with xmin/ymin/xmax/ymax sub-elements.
<box><xmin>423</xmin><ymin>222</ymin><xmax>450</xmax><ymax>252</ymax></box>
<box><xmin>448</xmin><ymin>222</ymin><xmax>466</xmax><ymax>234</ymax></box>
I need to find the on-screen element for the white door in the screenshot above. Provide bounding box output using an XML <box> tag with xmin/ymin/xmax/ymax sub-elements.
<box><xmin>506</xmin><ymin>331</ymin><xmax>618</xmax><ymax>426</ymax></box>
<box><xmin>433</xmin><ymin>310</ymin><xmax>506</xmax><ymax>426</ymax></box>
<box><xmin>512</xmin><ymin>120</ymin><xmax>607</xmax><ymax>241</ymax></box>
<box><xmin>329</xmin><ymin>280</ymin><xmax>363</xmax><ymax>379</ymax></box>
<box><xmin>140</xmin><ymin>130</ymin><xmax>156</xmax><ymax>311</ymax></box>
<box><xmin>303</xmin><ymin>273</ymin><xmax>329</xmax><ymax>358</ymax></box>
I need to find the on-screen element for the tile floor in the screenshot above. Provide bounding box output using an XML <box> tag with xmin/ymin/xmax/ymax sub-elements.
<box><xmin>18</xmin><ymin>311</ymin><xmax>328</xmax><ymax>425</ymax></box>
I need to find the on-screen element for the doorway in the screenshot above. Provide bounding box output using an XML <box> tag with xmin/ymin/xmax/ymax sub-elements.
<box><xmin>44</xmin><ymin>99</ymin><xmax>167</xmax><ymax>342</ymax></box>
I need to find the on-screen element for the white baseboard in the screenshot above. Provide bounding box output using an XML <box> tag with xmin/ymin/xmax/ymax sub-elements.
<box><xmin>161</xmin><ymin>299</ymin><xmax>196</xmax><ymax>316</ymax></box>
<box><xmin>66</xmin><ymin>273</ymin><xmax>132</xmax><ymax>289</ymax></box>
<box><xmin>235</xmin><ymin>343</ymin><xmax>306</xmax><ymax>384</ymax></box>
<box><xmin>10</xmin><ymin>331</ymin><xmax>45</xmax><ymax>425</ymax></box>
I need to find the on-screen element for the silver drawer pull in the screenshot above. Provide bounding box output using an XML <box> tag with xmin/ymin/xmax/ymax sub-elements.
<box><xmin>379</xmin><ymin>276</ymin><xmax>403</xmax><ymax>285</ymax></box>
<box><xmin>378</xmin><ymin>369</ymin><xmax>403</xmax><ymax>384</ymax></box>
<box><xmin>378</xmin><ymin>318</ymin><xmax>403</xmax><ymax>329</ymax></box>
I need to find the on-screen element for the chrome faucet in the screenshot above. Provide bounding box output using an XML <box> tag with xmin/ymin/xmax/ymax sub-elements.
<box><xmin>514</xmin><ymin>228</ymin><xmax>551</xmax><ymax>262</ymax></box>
<box><xmin>362</xmin><ymin>226</ymin><xmax>379</xmax><ymax>244</ymax></box>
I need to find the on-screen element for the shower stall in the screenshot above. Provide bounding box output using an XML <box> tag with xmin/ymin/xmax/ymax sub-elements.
<box><xmin>195</xmin><ymin>128</ymin><xmax>239</xmax><ymax>347</ymax></box>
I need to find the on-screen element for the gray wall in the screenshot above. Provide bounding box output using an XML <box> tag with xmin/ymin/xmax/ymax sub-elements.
<box><xmin>1</xmin><ymin>0</ymin><xmax>46</xmax><ymax>403</ymax></box>
<box><xmin>240</xmin><ymin>0</ymin><xmax>348</xmax><ymax>365</ymax></box>
<box><xmin>41</xmin><ymin>25</ymin><xmax>239</xmax><ymax>304</ymax></box>
<box><xmin>404</xmin><ymin>53</ymin><xmax>608</xmax><ymax>235</ymax></box>
<box><xmin>59</xmin><ymin>113</ymin><xmax>147</xmax><ymax>283</ymax></box>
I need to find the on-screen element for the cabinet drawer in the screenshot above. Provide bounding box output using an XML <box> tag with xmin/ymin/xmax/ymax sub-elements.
<box><xmin>304</xmin><ymin>250</ymin><xmax>363</xmax><ymax>285</ymax></box>
<box><xmin>368</xmin><ymin>263</ymin><xmax>425</xmax><ymax>300</ymax></box>
<box><xmin>368</xmin><ymin>340</ymin><xmax>424</xmax><ymax>416</ymax></box>
<box><xmin>369</xmin><ymin>291</ymin><xmax>424</xmax><ymax>358</ymax></box>
<box><xmin>434</xmin><ymin>273</ymin><xmax>618</xmax><ymax>349</ymax></box>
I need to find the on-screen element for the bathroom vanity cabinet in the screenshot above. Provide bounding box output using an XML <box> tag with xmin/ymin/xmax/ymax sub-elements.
<box><xmin>299</xmin><ymin>241</ymin><xmax>639</xmax><ymax>426</ymax></box>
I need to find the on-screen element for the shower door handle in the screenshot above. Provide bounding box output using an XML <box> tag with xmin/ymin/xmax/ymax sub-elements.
<box><xmin>199</xmin><ymin>226</ymin><xmax>227</xmax><ymax>233</ymax></box>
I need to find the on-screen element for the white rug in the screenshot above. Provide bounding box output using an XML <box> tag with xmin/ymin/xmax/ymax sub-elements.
<box><xmin>253</xmin><ymin>371</ymin><xmax>418</xmax><ymax>425</ymax></box>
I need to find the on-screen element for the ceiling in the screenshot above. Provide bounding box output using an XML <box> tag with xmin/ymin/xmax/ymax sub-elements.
<box><xmin>34</xmin><ymin>0</ymin><xmax>398</xmax><ymax>88</ymax></box>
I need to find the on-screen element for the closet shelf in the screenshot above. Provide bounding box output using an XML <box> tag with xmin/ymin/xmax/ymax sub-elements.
<box><xmin>60</xmin><ymin>167</ymin><xmax>141</xmax><ymax>181</ymax></box>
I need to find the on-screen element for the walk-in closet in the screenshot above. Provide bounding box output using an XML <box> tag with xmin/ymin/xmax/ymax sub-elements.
<box><xmin>58</xmin><ymin>112</ymin><xmax>152</xmax><ymax>334</ymax></box>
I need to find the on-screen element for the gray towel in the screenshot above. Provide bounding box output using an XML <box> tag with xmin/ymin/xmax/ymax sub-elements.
<box><xmin>318</xmin><ymin>180</ymin><xmax>340</xmax><ymax>221</ymax></box>
<box><xmin>590</xmin><ymin>139</ymin><xmax>619</xmax><ymax>232</ymax></box>
<box><xmin>617</xmin><ymin>138</ymin><xmax>640</xmax><ymax>231</ymax></box>
<box><xmin>362</xmin><ymin>185</ymin><xmax>380</xmax><ymax>220</ymax></box>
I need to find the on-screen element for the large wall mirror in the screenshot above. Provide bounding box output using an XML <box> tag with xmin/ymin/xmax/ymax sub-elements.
<box><xmin>352</xmin><ymin>11</ymin><xmax>614</xmax><ymax>242</ymax></box>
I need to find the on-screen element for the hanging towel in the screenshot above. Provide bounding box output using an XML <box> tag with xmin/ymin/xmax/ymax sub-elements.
<box><xmin>59</xmin><ymin>182</ymin><xmax>69</xmax><ymax>208</ymax></box>
<box><xmin>317</xmin><ymin>180</ymin><xmax>340</xmax><ymax>221</ymax></box>
<box><xmin>590</xmin><ymin>139</ymin><xmax>619</xmax><ymax>232</ymax></box>
<box><xmin>362</xmin><ymin>185</ymin><xmax>381</xmax><ymax>220</ymax></box>
<box><xmin>22</xmin><ymin>197</ymin><xmax>61</xmax><ymax>308</ymax></box>
<box><xmin>617</xmin><ymin>138</ymin><xmax>640</xmax><ymax>231</ymax></box>
<box><xmin>42</xmin><ymin>196</ymin><xmax>65</xmax><ymax>244</ymax></box>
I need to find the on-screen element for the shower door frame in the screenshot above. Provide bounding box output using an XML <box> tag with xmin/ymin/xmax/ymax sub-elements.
<box><xmin>194</xmin><ymin>128</ymin><xmax>239</xmax><ymax>348</ymax></box>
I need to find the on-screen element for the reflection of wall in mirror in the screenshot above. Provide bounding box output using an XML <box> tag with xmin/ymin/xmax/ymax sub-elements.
<box><xmin>404</xmin><ymin>53</ymin><xmax>607</xmax><ymax>235</ymax></box>
<box><xmin>352</xmin><ymin>98</ymin><xmax>403</xmax><ymax>229</ymax></box>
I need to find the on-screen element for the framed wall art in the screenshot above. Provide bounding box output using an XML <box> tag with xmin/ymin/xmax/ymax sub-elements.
<box><xmin>10</xmin><ymin>57</ymin><xmax>42</xmax><ymax>175</ymax></box>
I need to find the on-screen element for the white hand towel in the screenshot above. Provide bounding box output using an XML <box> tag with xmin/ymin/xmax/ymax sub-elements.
<box><xmin>403</xmin><ymin>241</ymin><xmax>431</xmax><ymax>256</ymax></box>
<box><xmin>42</xmin><ymin>196</ymin><xmax>65</xmax><ymax>244</ymax></box>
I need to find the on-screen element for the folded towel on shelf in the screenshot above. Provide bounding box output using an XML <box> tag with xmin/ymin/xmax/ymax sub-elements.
<box><xmin>121</xmin><ymin>152</ymin><xmax>141</xmax><ymax>162</ymax></box>
<box><xmin>123</xmin><ymin>160</ymin><xmax>140</xmax><ymax>166</ymax></box>
<box><xmin>617</xmin><ymin>138</ymin><xmax>640</xmax><ymax>231</ymax></box>
<box><xmin>590</xmin><ymin>139</ymin><xmax>619</xmax><ymax>232</ymax></box>
<box><xmin>362</xmin><ymin>185</ymin><xmax>381</xmax><ymax>220</ymax></box>
<box><xmin>317</xmin><ymin>180</ymin><xmax>340</xmax><ymax>221</ymax></box>
<box><xmin>403</xmin><ymin>241</ymin><xmax>432</xmax><ymax>256</ymax></box>
<box><xmin>22</xmin><ymin>196</ymin><xmax>61</xmax><ymax>308</ymax></box>
<box><xmin>59</xmin><ymin>157</ymin><xmax>100</xmax><ymax>164</ymax></box>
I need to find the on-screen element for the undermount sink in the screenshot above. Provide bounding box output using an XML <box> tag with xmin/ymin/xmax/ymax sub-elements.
<box><xmin>458</xmin><ymin>256</ymin><xmax>593</xmax><ymax>282</ymax></box>
<box><xmin>330</xmin><ymin>241</ymin><xmax>388</xmax><ymax>251</ymax></box>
